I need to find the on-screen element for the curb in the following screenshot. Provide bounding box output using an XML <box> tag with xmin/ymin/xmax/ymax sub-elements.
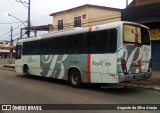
<box><xmin>119</xmin><ymin>83</ymin><xmax>160</xmax><ymax>91</ymax></box>
<box><xmin>153</xmin><ymin>87</ymin><xmax>160</xmax><ymax>91</ymax></box>
<box><xmin>139</xmin><ymin>85</ymin><xmax>153</xmax><ymax>89</ymax></box>
<box><xmin>4</xmin><ymin>64</ymin><xmax>15</xmax><ymax>69</ymax></box>
<box><xmin>0</xmin><ymin>67</ymin><xmax>15</xmax><ymax>72</ymax></box>
<box><xmin>0</xmin><ymin>68</ymin><xmax>15</xmax><ymax>72</ymax></box>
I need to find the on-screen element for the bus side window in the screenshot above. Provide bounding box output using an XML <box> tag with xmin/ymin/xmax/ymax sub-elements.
<box><xmin>22</xmin><ymin>42</ymin><xmax>30</xmax><ymax>55</ymax></box>
<box><xmin>109</xmin><ymin>29</ymin><xmax>117</xmax><ymax>53</ymax></box>
<box><xmin>51</xmin><ymin>37</ymin><xmax>65</xmax><ymax>54</ymax></box>
<box><xmin>40</xmin><ymin>39</ymin><xmax>51</xmax><ymax>55</ymax></box>
<box><xmin>85</xmin><ymin>29</ymin><xmax>117</xmax><ymax>54</ymax></box>
<box><xmin>66</xmin><ymin>34</ymin><xmax>84</xmax><ymax>54</ymax></box>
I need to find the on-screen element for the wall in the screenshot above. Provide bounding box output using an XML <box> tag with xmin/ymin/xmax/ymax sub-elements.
<box><xmin>51</xmin><ymin>6</ymin><xmax>89</xmax><ymax>31</ymax></box>
<box><xmin>0</xmin><ymin>41</ymin><xmax>10</xmax><ymax>49</ymax></box>
<box><xmin>87</xmin><ymin>7</ymin><xmax>120</xmax><ymax>26</ymax></box>
<box><xmin>51</xmin><ymin>5</ymin><xmax>121</xmax><ymax>31</ymax></box>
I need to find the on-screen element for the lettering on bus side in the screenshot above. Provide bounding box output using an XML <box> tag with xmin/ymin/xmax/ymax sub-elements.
<box><xmin>70</xmin><ymin>61</ymin><xmax>79</xmax><ymax>64</ymax></box>
<box><xmin>40</xmin><ymin>55</ymin><xmax>68</xmax><ymax>78</ymax></box>
<box><xmin>92</xmin><ymin>59</ymin><xmax>111</xmax><ymax>67</ymax></box>
<box><xmin>28</xmin><ymin>56</ymin><xmax>37</xmax><ymax>63</ymax></box>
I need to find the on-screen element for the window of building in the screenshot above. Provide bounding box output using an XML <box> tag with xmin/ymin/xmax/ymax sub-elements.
<box><xmin>82</xmin><ymin>14</ymin><xmax>86</xmax><ymax>19</ymax></box>
<box><xmin>58</xmin><ymin>20</ymin><xmax>63</xmax><ymax>30</ymax></box>
<box><xmin>74</xmin><ymin>16</ymin><xmax>81</xmax><ymax>27</ymax></box>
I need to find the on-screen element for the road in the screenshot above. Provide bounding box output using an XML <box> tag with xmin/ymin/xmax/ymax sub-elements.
<box><xmin>0</xmin><ymin>69</ymin><xmax>160</xmax><ymax>113</ymax></box>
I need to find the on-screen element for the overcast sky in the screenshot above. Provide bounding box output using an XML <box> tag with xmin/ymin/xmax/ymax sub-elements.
<box><xmin>0</xmin><ymin>0</ymin><xmax>133</xmax><ymax>41</ymax></box>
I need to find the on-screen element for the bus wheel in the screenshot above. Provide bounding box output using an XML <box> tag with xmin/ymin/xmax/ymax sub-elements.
<box><xmin>69</xmin><ymin>69</ymin><xmax>81</xmax><ymax>88</ymax></box>
<box><xmin>24</xmin><ymin>66</ymin><xmax>30</xmax><ymax>76</ymax></box>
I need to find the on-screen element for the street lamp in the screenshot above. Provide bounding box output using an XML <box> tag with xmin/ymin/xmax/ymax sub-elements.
<box><xmin>5</xmin><ymin>12</ymin><xmax>28</xmax><ymax>38</ymax></box>
<box><xmin>5</xmin><ymin>13</ymin><xmax>27</xmax><ymax>28</ymax></box>
<box><xmin>5</xmin><ymin>13</ymin><xmax>27</xmax><ymax>64</ymax></box>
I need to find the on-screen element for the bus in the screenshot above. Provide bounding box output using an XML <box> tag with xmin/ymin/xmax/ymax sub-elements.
<box><xmin>15</xmin><ymin>21</ymin><xmax>152</xmax><ymax>87</ymax></box>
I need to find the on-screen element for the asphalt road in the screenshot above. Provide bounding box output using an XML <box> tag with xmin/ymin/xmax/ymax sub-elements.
<box><xmin>0</xmin><ymin>69</ymin><xmax>160</xmax><ymax>113</ymax></box>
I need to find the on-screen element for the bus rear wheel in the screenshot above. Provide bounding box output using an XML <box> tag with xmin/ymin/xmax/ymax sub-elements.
<box><xmin>69</xmin><ymin>69</ymin><xmax>81</xmax><ymax>88</ymax></box>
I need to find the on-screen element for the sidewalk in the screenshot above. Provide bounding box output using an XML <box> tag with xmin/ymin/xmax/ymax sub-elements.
<box><xmin>0</xmin><ymin>64</ymin><xmax>160</xmax><ymax>91</ymax></box>
<box><xmin>0</xmin><ymin>64</ymin><xmax>15</xmax><ymax>71</ymax></box>
<box><xmin>119</xmin><ymin>71</ymin><xmax>160</xmax><ymax>91</ymax></box>
<box><xmin>4</xmin><ymin>64</ymin><xmax>15</xmax><ymax>68</ymax></box>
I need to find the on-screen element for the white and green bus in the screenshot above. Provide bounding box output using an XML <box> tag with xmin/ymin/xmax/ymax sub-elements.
<box><xmin>15</xmin><ymin>21</ymin><xmax>152</xmax><ymax>87</ymax></box>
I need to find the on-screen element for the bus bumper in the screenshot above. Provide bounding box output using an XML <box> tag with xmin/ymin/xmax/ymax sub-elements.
<box><xmin>118</xmin><ymin>71</ymin><xmax>152</xmax><ymax>83</ymax></box>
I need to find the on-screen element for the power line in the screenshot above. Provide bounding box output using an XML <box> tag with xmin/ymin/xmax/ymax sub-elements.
<box><xmin>13</xmin><ymin>23</ymin><xmax>25</xmax><ymax>31</ymax></box>
<box><xmin>0</xmin><ymin>21</ymin><xmax>26</xmax><ymax>24</ymax></box>
<box><xmin>0</xmin><ymin>31</ymin><xmax>11</xmax><ymax>38</ymax></box>
<box><xmin>0</xmin><ymin>23</ymin><xmax>24</xmax><ymax>38</ymax></box>
<box><xmin>13</xmin><ymin>32</ymin><xmax>26</xmax><ymax>41</ymax></box>
<box><xmin>16</xmin><ymin>0</ymin><xmax>31</xmax><ymax>38</ymax></box>
<box><xmin>0</xmin><ymin>36</ymin><xmax>10</xmax><ymax>40</ymax></box>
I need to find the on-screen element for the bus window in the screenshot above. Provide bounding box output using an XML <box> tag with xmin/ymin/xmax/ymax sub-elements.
<box><xmin>123</xmin><ymin>24</ymin><xmax>150</xmax><ymax>45</ymax></box>
<box><xmin>109</xmin><ymin>29</ymin><xmax>117</xmax><ymax>53</ymax></box>
<box><xmin>85</xmin><ymin>29</ymin><xmax>117</xmax><ymax>54</ymax></box>
<box><xmin>66</xmin><ymin>34</ymin><xmax>84</xmax><ymax>54</ymax></box>
<box><xmin>123</xmin><ymin>24</ymin><xmax>142</xmax><ymax>44</ymax></box>
<box><xmin>141</xmin><ymin>28</ymin><xmax>150</xmax><ymax>45</ymax></box>
<box><xmin>15</xmin><ymin>45</ymin><xmax>22</xmax><ymax>59</ymax></box>
<box><xmin>22</xmin><ymin>42</ymin><xmax>30</xmax><ymax>55</ymax></box>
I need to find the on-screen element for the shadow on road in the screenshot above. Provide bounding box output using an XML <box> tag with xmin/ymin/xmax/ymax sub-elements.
<box><xmin>16</xmin><ymin>74</ymin><xmax>143</xmax><ymax>95</ymax></box>
<box><xmin>83</xmin><ymin>84</ymin><xmax>143</xmax><ymax>95</ymax></box>
<box><xmin>16</xmin><ymin>74</ymin><xmax>69</xmax><ymax>85</ymax></box>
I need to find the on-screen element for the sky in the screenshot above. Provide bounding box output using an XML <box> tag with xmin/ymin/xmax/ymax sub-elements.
<box><xmin>0</xmin><ymin>0</ymin><xmax>133</xmax><ymax>41</ymax></box>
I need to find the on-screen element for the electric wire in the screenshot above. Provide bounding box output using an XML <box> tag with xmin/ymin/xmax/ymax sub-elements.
<box><xmin>0</xmin><ymin>23</ymin><xmax>24</xmax><ymax>38</ymax></box>
<box><xmin>0</xmin><ymin>21</ymin><xmax>26</xmax><ymax>24</ymax></box>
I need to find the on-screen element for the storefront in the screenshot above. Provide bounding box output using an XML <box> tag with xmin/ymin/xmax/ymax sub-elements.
<box><xmin>149</xmin><ymin>27</ymin><xmax>160</xmax><ymax>71</ymax></box>
<box><xmin>0</xmin><ymin>49</ymin><xmax>15</xmax><ymax>58</ymax></box>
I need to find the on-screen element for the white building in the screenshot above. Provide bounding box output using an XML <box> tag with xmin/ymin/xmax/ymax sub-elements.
<box><xmin>0</xmin><ymin>40</ymin><xmax>15</xmax><ymax>58</ymax></box>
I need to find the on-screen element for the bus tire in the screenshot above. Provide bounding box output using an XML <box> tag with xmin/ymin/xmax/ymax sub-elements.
<box><xmin>24</xmin><ymin>66</ymin><xmax>30</xmax><ymax>76</ymax></box>
<box><xmin>68</xmin><ymin>69</ymin><xmax>81</xmax><ymax>88</ymax></box>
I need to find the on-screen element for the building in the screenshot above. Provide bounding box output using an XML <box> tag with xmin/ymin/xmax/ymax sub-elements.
<box><xmin>0</xmin><ymin>40</ymin><xmax>15</xmax><ymax>58</ymax></box>
<box><xmin>121</xmin><ymin>0</ymin><xmax>160</xmax><ymax>71</ymax></box>
<box><xmin>50</xmin><ymin>4</ymin><xmax>121</xmax><ymax>31</ymax></box>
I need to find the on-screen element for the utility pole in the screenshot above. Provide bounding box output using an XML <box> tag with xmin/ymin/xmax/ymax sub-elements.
<box><xmin>126</xmin><ymin>0</ymin><xmax>128</xmax><ymax>7</ymax></box>
<box><xmin>10</xmin><ymin>26</ymin><xmax>13</xmax><ymax>64</ymax></box>
<box><xmin>16</xmin><ymin>0</ymin><xmax>31</xmax><ymax>38</ymax></box>
<box><xmin>28</xmin><ymin>0</ymin><xmax>31</xmax><ymax>38</ymax></box>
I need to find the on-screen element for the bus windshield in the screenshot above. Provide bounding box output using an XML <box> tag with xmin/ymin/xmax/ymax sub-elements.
<box><xmin>123</xmin><ymin>24</ymin><xmax>150</xmax><ymax>45</ymax></box>
<box><xmin>15</xmin><ymin>45</ymin><xmax>22</xmax><ymax>59</ymax></box>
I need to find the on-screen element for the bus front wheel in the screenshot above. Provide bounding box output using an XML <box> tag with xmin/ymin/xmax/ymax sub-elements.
<box><xmin>69</xmin><ymin>69</ymin><xmax>81</xmax><ymax>88</ymax></box>
<box><xmin>24</xmin><ymin>66</ymin><xmax>30</xmax><ymax>76</ymax></box>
